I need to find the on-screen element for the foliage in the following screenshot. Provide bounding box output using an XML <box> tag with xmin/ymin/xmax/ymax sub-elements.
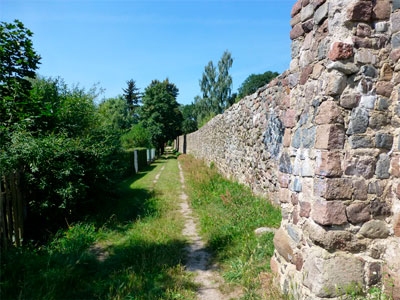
<box><xmin>0</xmin><ymin>126</ymin><xmax>128</xmax><ymax>236</ymax></box>
<box><xmin>0</xmin><ymin>19</ymin><xmax>41</xmax><ymax>139</ymax></box>
<box><xmin>123</xmin><ymin>79</ymin><xmax>141</xmax><ymax>118</ymax></box>
<box><xmin>179</xmin><ymin>154</ymin><xmax>281</xmax><ymax>299</ymax></box>
<box><xmin>26</xmin><ymin>76</ymin><xmax>101</xmax><ymax>137</ymax></box>
<box><xmin>49</xmin><ymin>223</ymin><xmax>96</xmax><ymax>256</ymax></box>
<box><xmin>179</xmin><ymin>104</ymin><xmax>198</xmax><ymax>134</ymax></box>
<box><xmin>140</xmin><ymin>79</ymin><xmax>183</xmax><ymax>150</ymax></box>
<box><xmin>97</xmin><ymin>96</ymin><xmax>134</xmax><ymax>132</ymax></box>
<box><xmin>1</xmin><ymin>157</ymin><xmax>197</xmax><ymax>300</ymax></box>
<box><xmin>199</xmin><ymin>50</ymin><xmax>233</xmax><ymax>114</ymax></box>
<box><xmin>192</xmin><ymin>50</ymin><xmax>233</xmax><ymax>126</ymax></box>
<box><xmin>197</xmin><ymin>111</ymin><xmax>216</xmax><ymax>128</ymax></box>
<box><xmin>135</xmin><ymin>148</ymin><xmax>148</xmax><ymax>171</ymax></box>
<box><xmin>0</xmin><ymin>72</ymin><xmax>130</xmax><ymax>239</ymax></box>
<box><xmin>237</xmin><ymin>71</ymin><xmax>279</xmax><ymax>100</ymax></box>
<box><xmin>121</xmin><ymin>123</ymin><xmax>152</xmax><ymax>149</ymax></box>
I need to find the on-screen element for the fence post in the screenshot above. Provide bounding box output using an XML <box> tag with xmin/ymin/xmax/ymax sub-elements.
<box><xmin>134</xmin><ymin>150</ymin><xmax>139</xmax><ymax>174</ymax></box>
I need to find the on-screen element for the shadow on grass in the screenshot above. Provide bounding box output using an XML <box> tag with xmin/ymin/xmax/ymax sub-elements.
<box><xmin>1</xmin><ymin>238</ymin><xmax>195</xmax><ymax>300</ymax></box>
<box><xmin>90</xmin><ymin>158</ymin><xmax>170</xmax><ymax>228</ymax></box>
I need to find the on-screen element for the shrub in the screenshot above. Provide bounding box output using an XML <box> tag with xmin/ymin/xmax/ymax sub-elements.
<box><xmin>121</xmin><ymin>123</ymin><xmax>152</xmax><ymax>149</ymax></box>
<box><xmin>0</xmin><ymin>126</ymin><xmax>128</xmax><ymax>239</ymax></box>
<box><xmin>136</xmin><ymin>148</ymin><xmax>148</xmax><ymax>171</ymax></box>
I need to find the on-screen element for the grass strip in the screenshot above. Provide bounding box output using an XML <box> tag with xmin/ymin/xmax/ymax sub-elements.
<box><xmin>179</xmin><ymin>154</ymin><xmax>282</xmax><ymax>300</ymax></box>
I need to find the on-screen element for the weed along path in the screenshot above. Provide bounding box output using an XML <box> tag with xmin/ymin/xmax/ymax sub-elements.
<box><xmin>178</xmin><ymin>162</ymin><xmax>234</xmax><ymax>300</ymax></box>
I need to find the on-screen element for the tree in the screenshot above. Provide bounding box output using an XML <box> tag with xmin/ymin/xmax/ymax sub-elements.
<box><xmin>123</xmin><ymin>79</ymin><xmax>141</xmax><ymax>118</ymax></box>
<box><xmin>97</xmin><ymin>96</ymin><xmax>133</xmax><ymax>131</ymax></box>
<box><xmin>199</xmin><ymin>50</ymin><xmax>233</xmax><ymax>114</ymax></box>
<box><xmin>194</xmin><ymin>50</ymin><xmax>233</xmax><ymax>126</ymax></box>
<box><xmin>215</xmin><ymin>50</ymin><xmax>233</xmax><ymax>111</ymax></box>
<box><xmin>120</xmin><ymin>123</ymin><xmax>152</xmax><ymax>149</ymax></box>
<box><xmin>237</xmin><ymin>71</ymin><xmax>279</xmax><ymax>99</ymax></box>
<box><xmin>180</xmin><ymin>104</ymin><xmax>198</xmax><ymax>134</ymax></box>
<box><xmin>140</xmin><ymin>79</ymin><xmax>183</xmax><ymax>152</ymax></box>
<box><xmin>0</xmin><ymin>19</ymin><xmax>41</xmax><ymax>135</ymax></box>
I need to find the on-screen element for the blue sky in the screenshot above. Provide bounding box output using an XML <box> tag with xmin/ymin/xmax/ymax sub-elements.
<box><xmin>2</xmin><ymin>0</ymin><xmax>294</xmax><ymax>105</ymax></box>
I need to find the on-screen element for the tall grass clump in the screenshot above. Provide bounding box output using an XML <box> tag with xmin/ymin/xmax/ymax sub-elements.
<box><xmin>179</xmin><ymin>154</ymin><xmax>282</xmax><ymax>299</ymax></box>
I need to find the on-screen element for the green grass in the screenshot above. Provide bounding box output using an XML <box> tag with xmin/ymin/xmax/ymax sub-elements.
<box><xmin>1</xmin><ymin>154</ymin><xmax>197</xmax><ymax>300</ymax></box>
<box><xmin>179</xmin><ymin>155</ymin><xmax>282</xmax><ymax>300</ymax></box>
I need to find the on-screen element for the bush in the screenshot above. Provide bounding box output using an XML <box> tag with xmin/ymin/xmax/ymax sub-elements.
<box><xmin>0</xmin><ymin>126</ymin><xmax>129</xmax><ymax>239</ymax></box>
<box><xmin>121</xmin><ymin>123</ymin><xmax>152</xmax><ymax>149</ymax></box>
<box><xmin>136</xmin><ymin>148</ymin><xmax>148</xmax><ymax>171</ymax></box>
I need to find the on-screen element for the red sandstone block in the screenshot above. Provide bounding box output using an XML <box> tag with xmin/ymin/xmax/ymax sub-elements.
<box><xmin>376</xmin><ymin>81</ymin><xmax>394</xmax><ymax>97</ymax></box>
<box><xmin>291</xmin><ymin>193</ymin><xmax>299</xmax><ymax>205</ymax></box>
<box><xmin>279</xmin><ymin>173</ymin><xmax>290</xmax><ymax>188</ymax></box>
<box><xmin>346</xmin><ymin>202</ymin><xmax>370</xmax><ymax>224</ymax></box>
<box><xmin>291</xmin><ymin>0</ymin><xmax>302</xmax><ymax>17</ymax></box>
<box><xmin>270</xmin><ymin>256</ymin><xmax>279</xmax><ymax>275</ymax></box>
<box><xmin>295</xmin><ymin>253</ymin><xmax>303</xmax><ymax>271</ymax></box>
<box><xmin>301</xmin><ymin>0</ymin><xmax>310</xmax><ymax>7</ymax></box>
<box><xmin>283</xmin><ymin>109</ymin><xmax>297</xmax><ymax>128</ymax></box>
<box><xmin>373</xmin><ymin>0</ymin><xmax>391</xmax><ymax>20</ymax></box>
<box><xmin>314</xmin><ymin>178</ymin><xmax>353</xmax><ymax>200</ymax></box>
<box><xmin>356</xmin><ymin>23</ymin><xmax>372</xmax><ymax>37</ymax></box>
<box><xmin>328</xmin><ymin>42</ymin><xmax>354</xmax><ymax>61</ymax></box>
<box><xmin>391</xmin><ymin>49</ymin><xmax>400</xmax><ymax>62</ymax></box>
<box><xmin>293</xmin><ymin>206</ymin><xmax>299</xmax><ymax>225</ymax></box>
<box><xmin>290</xmin><ymin>23</ymin><xmax>305</xmax><ymax>40</ymax></box>
<box><xmin>311</xmin><ymin>199</ymin><xmax>348</xmax><ymax>226</ymax></box>
<box><xmin>391</xmin><ymin>154</ymin><xmax>400</xmax><ymax>177</ymax></box>
<box><xmin>281</xmin><ymin>95</ymin><xmax>290</xmax><ymax>108</ymax></box>
<box><xmin>315</xmin><ymin>124</ymin><xmax>345</xmax><ymax>150</ymax></box>
<box><xmin>347</xmin><ymin>1</ymin><xmax>373</xmax><ymax>21</ymax></box>
<box><xmin>273</xmin><ymin>228</ymin><xmax>294</xmax><ymax>262</ymax></box>
<box><xmin>300</xmin><ymin>66</ymin><xmax>313</xmax><ymax>85</ymax></box>
<box><xmin>283</xmin><ymin>129</ymin><xmax>292</xmax><ymax>147</ymax></box>
<box><xmin>279</xmin><ymin>188</ymin><xmax>290</xmax><ymax>203</ymax></box>
<box><xmin>315</xmin><ymin>100</ymin><xmax>344</xmax><ymax>125</ymax></box>
<box><xmin>300</xmin><ymin>201</ymin><xmax>311</xmax><ymax>218</ymax></box>
<box><xmin>353</xmin><ymin>179</ymin><xmax>368</xmax><ymax>200</ymax></box>
<box><xmin>315</xmin><ymin>151</ymin><xmax>343</xmax><ymax>177</ymax></box>
<box><xmin>394</xmin><ymin>214</ymin><xmax>400</xmax><ymax>237</ymax></box>
<box><xmin>353</xmin><ymin>36</ymin><xmax>373</xmax><ymax>49</ymax></box>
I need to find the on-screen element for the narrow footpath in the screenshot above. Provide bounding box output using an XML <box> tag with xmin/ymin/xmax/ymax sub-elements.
<box><xmin>178</xmin><ymin>162</ymin><xmax>234</xmax><ymax>300</ymax></box>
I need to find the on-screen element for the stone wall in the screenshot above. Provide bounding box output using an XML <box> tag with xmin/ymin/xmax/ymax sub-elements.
<box><xmin>176</xmin><ymin>0</ymin><xmax>400</xmax><ymax>299</ymax></box>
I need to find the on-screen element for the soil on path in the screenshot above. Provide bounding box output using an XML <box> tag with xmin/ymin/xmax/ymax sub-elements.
<box><xmin>178</xmin><ymin>162</ymin><xmax>239</xmax><ymax>300</ymax></box>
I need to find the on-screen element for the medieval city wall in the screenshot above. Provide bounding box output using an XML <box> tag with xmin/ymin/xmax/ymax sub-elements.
<box><xmin>176</xmin><ymin>1</ymin><xmax>400</xmax><ymax>298</ymax></box>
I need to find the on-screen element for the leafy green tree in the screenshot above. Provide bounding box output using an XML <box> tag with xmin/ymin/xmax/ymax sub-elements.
<box><xmin>215</xmin><ymin>50</ymin><xmax>233</xmax><ymax>111</ymax></box>
<box><xmin>140</xmin><ymin>79</ymin><xmax>183</xmax><ymax>152</ymax></box>
<box><xmin>237</xmin><ymin>71</ymin><xmax>279</xmax><ymax>99</ymax></box>
<box><xmin>27</xmin><ymin>76</ymin><xmax>102</xmax><ymax>137</ymax></box>
<box><xmin>97</xmin><ymin>96</ymin><xmax>133</xmax><ymax>131</ymax></box>
<box><xmin>120</xmin><ymin>123</ymin><xmax>152</xmax><ymax>149</ymax></box>
<box><xmin>123</xmin><ymin>79</ymin><xmax>141</xmax><ymax>118</ymax></box>
<box><xmin>199</xmin><ymin>50</ymin><xmax>233</xmax><ymax>114</ymax></box>
<box><xmin>180</xmin><ymin>104</ymin><xmax>198</xmax><ymax>134</ymax></box>
<box><xmin>0</xmin><ymin>20</ymin><xmax>41</xmax><ymax>134</ymax></box>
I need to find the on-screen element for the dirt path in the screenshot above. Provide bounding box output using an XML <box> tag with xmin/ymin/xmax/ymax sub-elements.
<box><xmin>178</xmin><ymin>162</ymin><xmax>235</xmax><ymax>300</ymax></box>
<box><xmin>153</xmin><ymin>165</ymin><xmax>165</xmax><ymax>185</ymax></box>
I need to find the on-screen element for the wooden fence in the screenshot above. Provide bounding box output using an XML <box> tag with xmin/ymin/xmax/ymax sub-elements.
<box><xmin>0</xmin><ymin>172</ymin><xmax>24</xmax><ymax>249</ymax></box>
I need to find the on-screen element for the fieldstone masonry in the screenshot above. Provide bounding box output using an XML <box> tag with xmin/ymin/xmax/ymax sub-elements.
<box><xmin>176</xmin><ymin>0</ymin><xmax>400</xmax><ymax>299</ymax></box>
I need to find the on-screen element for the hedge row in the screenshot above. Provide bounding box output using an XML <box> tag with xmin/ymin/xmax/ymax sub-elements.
<box><xmin>124</xmin><ymin>148</ymin><xmax>154</xmax><ymax>175</ymax></box>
